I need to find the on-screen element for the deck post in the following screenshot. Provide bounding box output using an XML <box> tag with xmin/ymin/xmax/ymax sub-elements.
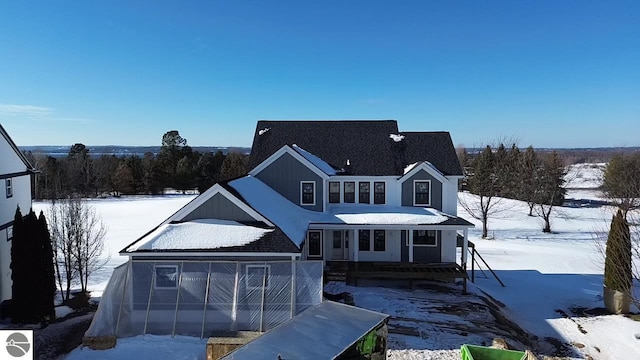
<box><xmin>471</xmin><ymin>248</ymin><xmax>475</xmax><ymax>283</ymax></box>
<box><xmin>353</xmin><ymin>228</ymin><xmax>359</xmax><ymax>262</ymax></box>
<box><xmin>461</xmin><ymin>229</ymin><xmax>468</xmax><ymax>268</ymax></box>
<box><xmin>408</xmin><ymin>230</ymin><xmax>414</xmax><ymax>263</ymax></box>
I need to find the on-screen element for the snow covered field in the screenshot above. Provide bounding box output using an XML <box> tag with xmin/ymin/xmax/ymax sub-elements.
<box><xmin>48</xmin><ymin>164</ymin><xmax>640</xmax><ymax>359</ymax></box>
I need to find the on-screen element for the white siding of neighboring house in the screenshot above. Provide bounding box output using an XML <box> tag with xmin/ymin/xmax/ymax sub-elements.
<box><xmin>1</xmin><ymin>132</ymin><xmax>33</xmax><ymax>302</ymax></box>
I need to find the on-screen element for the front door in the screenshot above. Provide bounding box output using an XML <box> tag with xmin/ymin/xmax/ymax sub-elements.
<box><xmin>331</xmin><ymin>230</ymin><xmax>349</xmax><ymax>260</ymax></box>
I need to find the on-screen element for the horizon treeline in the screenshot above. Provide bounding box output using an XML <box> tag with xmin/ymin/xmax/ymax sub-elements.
<box><xmin>23</xmin><ymin>130</ymin><xmax>248</xmax><ymax>199</ymax></box>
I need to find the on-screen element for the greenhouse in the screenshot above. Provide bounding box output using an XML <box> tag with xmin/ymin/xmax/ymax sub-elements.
<box><xmin>85</xmin><ymin>259</ymin><xmax>323</xmax><ymax>340</ymax></box>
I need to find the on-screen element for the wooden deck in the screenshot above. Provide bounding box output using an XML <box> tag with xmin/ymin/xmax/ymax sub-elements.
<box><xmin>325</xmin><ymin>261</ymin><xmax>468</xmax><ymax>293</ymax></box>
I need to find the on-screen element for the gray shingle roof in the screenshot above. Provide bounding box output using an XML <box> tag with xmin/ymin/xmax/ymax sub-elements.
<box><xmin>249</xmin><ymin>120</ymin><xmax>462</xmax><ymax>176</ymax></box>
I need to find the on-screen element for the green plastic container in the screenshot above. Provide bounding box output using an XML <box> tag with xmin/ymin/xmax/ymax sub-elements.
<box><xmin>460</xmin><ymin>344</ymin><xmax>527</xmax><ymax>360</ymax></box>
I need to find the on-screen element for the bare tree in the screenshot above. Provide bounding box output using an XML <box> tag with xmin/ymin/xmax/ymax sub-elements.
<box><xmin>533</xmin><ymin>152</ymin><xmax>567</xmax><ymax>233</ymax></box>
<box><xmin>459</xmin><ymin>145</ymin><xmax>513</xmax><ymax>238</ymax></box>
<box><xmin>47</xmin><ymin>198</ymin><xmax>108</xmax><ymax>300</ymax></box>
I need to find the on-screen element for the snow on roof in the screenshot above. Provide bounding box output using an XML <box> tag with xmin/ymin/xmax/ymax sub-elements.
<box><xmin>229</xmin><ymin>177</ymin><xmax>454</xmax><ymax>245</ymax></box>
<box><xmin>291</xmin><ymin>144</ymin><xmax>338</xmax><ymax>175</ymax></box>
<box><xmin>404</xmin><ymin>162</ymin><xmax>419</xmax><ymax>174</ymax></box>
<box><xmin>329</xmin><ymin>205</ymin><xmax>449</xmax><ymax>225</ymax></box>
<box><xmin>126</xmin><ymin>219</ymin><xmax>272</xmax><ymax>251</ymax></box>
<box><xmin>389</xmin><ymin>133</ymin><xmax>405</xmax><ymax>142</ymax></box>
<box><xmin>403</xmin><ymin>161</ymin><xmax>446</xmax><ymax>177</ymax></box>
<box><xmin>258</xmin><ymin>127</ymin><xmax>270</xmax><ymax>135</ymax></box>
<box><xmin>230</xmin><ymin>177</ymin><xmax>328</xmax><ymax>245</ymax></box>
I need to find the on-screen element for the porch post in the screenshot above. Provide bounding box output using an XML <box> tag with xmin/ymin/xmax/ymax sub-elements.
<box><xmin>408</xmin><ymin>229</ymin><xmax>414</xmax><ymax>263</ymax></box>
<box><xmin>353</xmin><ymin>228</ymin><xmax>359</xmax><ymax>262</ymax></box>
<box><xmin>462</xmin><ymin>229</ymin><xmax>468</xmax><ymax>267</ymax></box>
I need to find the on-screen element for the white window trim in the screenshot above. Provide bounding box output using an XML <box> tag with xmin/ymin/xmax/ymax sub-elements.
<box><xmin>358</xmin><ymin>229</ymin><xmax>371</xmax><ymax>252</ymax></box>
<box><xmin>413</xmin><ymin>180</ymin><xmax>431</xmax><ymax>206</ymax></box>
<box><xmin>154</xmin><ymin>265</ymin><xmax>179</xmax><ymax>289</ymax></box>
<box><xmin>245</xmin><ymin>264</ymin><xmax>271</xmax><ymax>290</ymax></box>
<box><xmin>373</xmin><ymin>181</ymin><xmax>386</xmax><ymax>205</ymax></box>
<box><xmin>307</xmin><ymin>230</ymin><xmax>323</xmax><ymax>258</ymax></box>
<box><xmin>358</xmin><ymin>181</ymin><xmax>371</xmax><ymax>204</ymax></box>
<box><xmin>300</xmin><ymin>181</ymin><xmax>316</xmax><ymax>206</ymax></box>
<box><xmin>6</xmin><ymin>178</ymin><xmax>13</xmax><ymax>198</ymax></box>
<box><xmin>407</xmin><ymin>230</ymin><xmax>439</xmax><ymax>247</ymax></box>
<box><xmin>343</xmin><ymin>181</ymin><xmax>356</xmax><ymax>203</ymax></box>
<box><xmin>328</xmin><ymin>181</ymin><xmax>341</xmax><ymax>204</ymax></box>
<box><xmin>6</xmin><ymin>225</ymin><xmax>13</xmax><ymax>241</ymax></box>
<box><xmin>373</xmin><ymin>230</ymin><xmax>386</xmax><ymax>252</ymax></box>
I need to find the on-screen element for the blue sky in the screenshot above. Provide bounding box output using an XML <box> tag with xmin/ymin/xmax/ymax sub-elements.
<box><xmin>1</xmin><ymin>1</ymin><xmax>638</xmax><ymax>148</ymax></box>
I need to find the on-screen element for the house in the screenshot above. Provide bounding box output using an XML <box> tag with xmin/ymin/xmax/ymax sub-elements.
<box><xmin>121</xmin><ymin>120</ymin><xmax>473</xmax><ymax>269</ymax></box>
<box><xmin>0</xmin><ymin>123</ymin><xmax>37</xmax><ymax>302</ymax></box>
<box><xmin>85</xmin><ymin>120</ymin><xmax>473</xmax><ymax>341</ymax></box>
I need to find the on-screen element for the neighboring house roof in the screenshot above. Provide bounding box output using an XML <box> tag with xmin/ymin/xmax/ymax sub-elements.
<box><xmin>123</xmin><ymin>219</ymin><xmax>299</xmax><ymax>254</ymax></box>
<box><xmin>0</xmin><ymin>123</ymin><xmax>37</xmax><ymax>172</ymax></box>
<box><xmin>248</xmin><ymin>120</ymin><xmax>463</xmax><ymax>176</ymax></box>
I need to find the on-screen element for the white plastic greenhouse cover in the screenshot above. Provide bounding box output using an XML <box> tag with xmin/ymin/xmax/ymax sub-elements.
<box><xmin>85</xmin><ymin>260</ymin><xmax>323</xmax><ymax>339</ymax></box>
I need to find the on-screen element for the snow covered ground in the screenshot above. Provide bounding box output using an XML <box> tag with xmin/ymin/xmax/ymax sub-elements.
<box><xmin>51</xmin><ymin>164</ymin><xmax>640</xmax><ymax>359</ymax></box>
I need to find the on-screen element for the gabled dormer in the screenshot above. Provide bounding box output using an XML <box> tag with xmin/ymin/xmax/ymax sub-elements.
<box><xmin>248</xmin><ymin>144</ymin><xmax>334</xmax><ymax>212</ymax></box>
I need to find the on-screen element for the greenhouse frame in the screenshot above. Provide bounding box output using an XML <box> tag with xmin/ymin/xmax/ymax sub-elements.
<box><xmin>85</xmin><ymin>259</ymin><xmax>323</xmax><ymax>339</ymax></box>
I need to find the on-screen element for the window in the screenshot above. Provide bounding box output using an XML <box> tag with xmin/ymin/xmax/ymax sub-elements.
<box><xmin>333</xmin><ymin>231</ymin><xmax>342</xmax><ymax>249</ymax></box>
<box><xmin>374</xmin><ymin>230</ymin><xmax>385</xmax><ymax>251</ymax></box>
<box><xmin>414</xmin><ymin>180</ymin><xmax>431</xmax><ymax>206</ymax></box>
<box><xmin>6</xmin><ymin>225</ymin><xmax>13</xmax><ymax>241</ymax></box>
<box><xmin>307</xmin><ymin>231</ymin><xmax>322</xmax><ymax>257</ymax></box>
<box><xmin>5</xmin><ymin>178</ymin><xmax>13</xmax><ymax>198</ymax></box>
<box><xmin>301</xmin><ymin>181</ymin><xmax>315</xmax><ymax>205</ymax></box>
<box><xmin>409</xmin><ymin>230</ymin><xmax>438</xmax><ymax>247</ymax></box>
<box><xmin>246</xmin><ymin>265</ymin><xmax>270</xmax><ymax>289</ymax></box>
<box><xmin>155</xmin><ymin>265</ymin><xmax>179</xmax><ymax>289</ymax></box>
<box><xmin>359</xmin><ymin>182</ymin><xmax>370</xmax><ymax>204</ymax></box>
<box><xmin>329</xmin><ymin>182</ymin><xmax>340</xmax><ymax>203</ymax></box>
<box><xmin>358</xmin><ymin>230</ymin><xmax>370</xmax><ymax>251</ymax></box>
<box><xmin>344</xmin><ymin>182</ymin><xmax>355</xmax><ymax>203</ymax></box>
<box><xmin>374</xmin><ymin>182</ymin><xmax>385</xmax><ymax>204</ymax></box>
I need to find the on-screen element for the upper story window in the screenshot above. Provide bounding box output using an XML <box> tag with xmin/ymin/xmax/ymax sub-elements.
<box><xmin>344</xmin><ymin>182</ymin><xmax>355</xmax><ymax>203</ymax></box>
<box><xmin>6</xmin><ymin>225</ymin><xmax>13</xmax><ymax>241</ymax></box>
<box><xmin>301</xmin><ymin>181</ymin><xmax>315</xmax><ymax>205</ymax></box>
<box><xmin>5</xmin><ymin>178</ymin><xmax>13</xmax><ymax>198</ymax></box>
<box><xmin>329</xmin><ymin>182</ymin><xmax>340</xmax><ymax>203</ymax></box>
<box><xmin>413</xmin><ymin>180</ymin><xmax>431</xmax><ymax>206</ymax></box>
<box><xmin>359</xmin><ymin>182</ymin><xmax>370</xmax><ymax>204</ymax></box>
<box><xmin>374</xmin><ymin>182</ymin><xmax>385</xmax><ymax>204</ymax></box>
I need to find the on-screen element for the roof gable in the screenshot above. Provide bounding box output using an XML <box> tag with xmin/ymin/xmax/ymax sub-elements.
<box><xmin>248</xmin><ymin>144</ymin><xmax>330</xmax><ymax>179</ymax></box>
<box><xmin>0</xmin><ymin>123</ymin><xmax>36</xmax><ymax>172</ymax></box>
<box><xmin>401</xmin><ymin>132</ymin><xmax>463</xmax><ymax>176</ymax></box>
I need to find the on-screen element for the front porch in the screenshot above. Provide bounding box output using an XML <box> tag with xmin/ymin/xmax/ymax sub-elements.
<box><xmin>325</xmin><ymin>261</ymin><xmax>468</xmax><ymax>293</ymax></box>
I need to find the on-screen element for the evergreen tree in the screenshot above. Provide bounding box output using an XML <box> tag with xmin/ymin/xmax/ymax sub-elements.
<box><xmin>38</xmin><ymin>212</ymin><xmax>57</xmax><ymax>321</ymax></box>
<box><xmin>10</xmin><ymin>207</ymin><xmax>25</xmax><ymax>323</ymax></box>
<box><xmin>604</xmin><ymin>210</ymin><xmax>632</xmax><ymax>294</ymax></box>
<box><xmin>519</xmin><ymin>146</ymin><xmax>540</xmax><ymax>216</ymax></box>
<box><xmin>602</xmin><ymin>153</ymin><xmax>640</xmax><ymax>219</ymax></box>
<box><xmin>220</xmin><ymin>152</ymin><xmax>248</xmax><ymax>180</ymax></box>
